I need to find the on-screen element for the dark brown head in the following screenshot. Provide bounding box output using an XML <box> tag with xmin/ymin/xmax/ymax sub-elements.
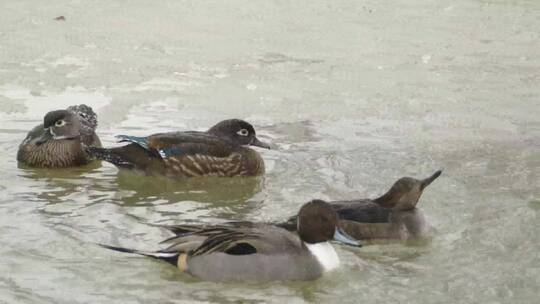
<box><xmin>208</xmin><ymin>119</ymin><xmax>270</xmax><ymax>149</ymax></box>
<box><xmin>297</xmin><ymin>199</ymin><xmax>360</xmax><ymax>246</ymax></box>
<box><xmin>42</xmin><ymin>110</ymin><xmax>82</xmax><ymax>141</ymax></box>
<box><xmin>374</xmin><ymin>170</ymin><xmax>442</xmax><ymax>211</ymax></box>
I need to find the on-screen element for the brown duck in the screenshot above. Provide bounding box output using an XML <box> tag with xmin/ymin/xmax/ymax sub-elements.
<box><xmin>17</xmin><ymin>105</ymin><xmax>102</xmax><ymax>168</ymax></box>
<box><xmin>86</xmin><ymin>119</ymin><xmax>270</xmax><ymax>178</ymax></box>
<box><xmin>277</xmin><ymin>170</ymin><xmax>442</xmax><ymax>242</ymax></box>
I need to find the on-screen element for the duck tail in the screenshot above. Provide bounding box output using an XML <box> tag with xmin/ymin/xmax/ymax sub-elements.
<box><xmin>115</xmin><ymin>135</ymin><xmax>149</xmax><ymax>149</ymax></box>
<box><xmin>98</xmin><ymin>243</ymin><xmax>180</xmax><ymax>266</ymax></box>
<box><xmin>420</xmin><ymin>169</ymin><xmax>443</xmax><ymax>190</ymax></box>
<box><xmin>85</xmin><ymin>146</ymin><xmax>137</xmax><ymax>169</ymax></box>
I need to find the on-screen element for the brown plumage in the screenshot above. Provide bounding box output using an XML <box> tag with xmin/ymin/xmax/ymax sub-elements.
<box><xmin>277</xmin><ymin>170</ymin><xmax>442</xmax><ymax>242</ymax></box>
<box><xmin>17</xmin><ymin>105</ymin><xmax>101</xmax><ymax>168</ymax></box>
<box><xmin>86</xmin><ymin>119</ymin><xmax>269</xmax><ymax>178</ymax></box>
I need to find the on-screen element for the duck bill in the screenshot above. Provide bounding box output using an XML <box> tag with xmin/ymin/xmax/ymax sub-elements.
<box><xmin>250</xmin><ymin>137</ymin><xmax>271</xmax><ymax>149</ymax></box>
<box><xmin>333</xmin><ymin>227</ymin><xmax>361</xmax><ymax>247</ymax></box>
<box><xmin>35</xmin><ymin>129</ymin><xmax>53</xmax><ymax>146</ymax></box>
<box><xmin>421</xmin><ymin>170</ymin><xmax>442</xmax><ymax>190</ymax></box>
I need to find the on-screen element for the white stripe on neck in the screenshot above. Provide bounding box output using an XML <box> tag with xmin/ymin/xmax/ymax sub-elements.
<box><xmin>305</xmin><ymin>242</ymin><xmax>340</xmax><ymax>272</ymax></box>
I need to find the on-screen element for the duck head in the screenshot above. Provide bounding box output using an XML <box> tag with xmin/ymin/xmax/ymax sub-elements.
<box><xmin>374</xmin><ymin>170</ymin><xmax>442</xmax><ymax>211</ymax></box>
<box><xmin>297</xmin><ymin>199</ymin><xmax>360</xmax><ymax>247</ymax></box>
<box><xmin>36</xmin><ymin>110</ymin><xmax>82</xmax><ymax>145</ymax></box>
<box><xmin>208</xmin><ymin>119</ymin><xmax>271</xmax><ymax>149</ymax></box>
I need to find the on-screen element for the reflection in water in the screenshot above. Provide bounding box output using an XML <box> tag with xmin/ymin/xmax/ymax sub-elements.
<box><xmin>115</xmin><ymin>170</ymin><xmax>264</xmax><ymax>206</ymax></box>
<box><xmin>114</xmin><ymin>170</ymin><xmax>265</xmax><ymax>221</ymax></box>
<box><xmin>18</xmin><ymin>161</ymin><xmax>265</xmax><ymax>224</ymax></box>
<box><xmin>16</xmin><ymin>161</ymin><xmax>104</xmax><ymax>205</ymax></box>
<box><xmin>19</xmin><ymin>162</ymin><xmax>263</xmax><ymax>206</ymax></box>
<box><xmin>17</xmin><ymin>160</ymin><xmax>103</xmax><ymax>178</ymax></box>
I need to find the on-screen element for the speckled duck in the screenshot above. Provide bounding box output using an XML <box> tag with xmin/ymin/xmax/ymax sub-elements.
<box><xmin>86</xmin><ymin>119</ymin><xmax>270</xmax><ymax>178</ymax></box>
<box><xmin>278</xmin><ymin>170</ymin><xmax>442</xmax><ymax>242</ymax></box>
<box><xmin>17</xmin><ymin>104</ymin><xmax>102</xmax><ymax>168</ymax></box>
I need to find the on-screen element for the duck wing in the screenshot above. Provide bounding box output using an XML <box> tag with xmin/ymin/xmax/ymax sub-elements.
<box><xmin>160</xmin><ymin>221</ymin><xmax>257</xmax><ymax>235</ymax></box>
<box><xmin>117</xmin><ymin>131</ymin><xmax>237</xmax><ymax>159</ymax></box>
<box><xmin>97</xmin><ymin>223</ymin><xmax>262</xmax><ymax>266</ymax></box>
<box><xmin>331</xmin><ymin>199</ymin><xmax>392</xmax><ymax>223</ymax></box>
<box><xmin>160</xmin><ymin>223</ymin><xmax>298</xmax><ymax>256</ymax></box>
<box><xmin>87</xmin><ymin>131</ymin><xmax>241</xmax><ymax>172</ymax></box>
<box><xmin>99</xmin><ymin>223</ymin><xmax>301</xmax><ymax>271</ymax></box>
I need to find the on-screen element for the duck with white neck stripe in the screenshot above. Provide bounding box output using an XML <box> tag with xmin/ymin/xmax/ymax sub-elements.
<box><xmin>99</xmin><ymin>199</ymin><xmax>360</xmax><ymax>283</ymax></box>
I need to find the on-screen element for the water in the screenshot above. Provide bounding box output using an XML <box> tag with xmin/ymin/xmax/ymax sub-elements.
<box><xmin>1</xmin><ymin>0</ymin><xmax>539</xmax><ymax>303</ymax></box>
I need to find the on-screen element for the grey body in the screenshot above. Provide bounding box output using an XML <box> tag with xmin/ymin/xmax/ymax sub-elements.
<box><xmin>180</xmin><ymin>225</ymin><xmax>323</xmax><ymax>282</ymax></box>
<box><xmin>100</xmin><ymin>200</ymin><xmax>360</xmax><ymax>283</ymax></box>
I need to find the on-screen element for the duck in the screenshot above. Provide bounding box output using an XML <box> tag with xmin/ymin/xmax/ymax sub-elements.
<box><xmin>17</xmin><ymin>104</ymin><xmax>102</xmax><ymax>168</ymax></box>
<box><xmin>99</xmin><ymin>199</ymin><xmax>361</xmax><ymax>283</ymax></box>
<box><xmin>277</xmin><ymin>170</ymin><xmax>442</xmax><ymax>242</ymax></box>
<box><xmin>85</xmin><ymin>119</ymin><xmax>270</xmax><ymax>178</ymax></box>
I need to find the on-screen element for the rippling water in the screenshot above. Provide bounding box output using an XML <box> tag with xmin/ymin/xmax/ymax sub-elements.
<box><xmin>1</xmin><ymin>0</ymin><xmax>539</xmax><ymax>303</ymax></box>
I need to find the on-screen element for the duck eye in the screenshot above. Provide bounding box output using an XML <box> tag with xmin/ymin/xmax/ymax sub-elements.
<box><xmin>237</xmin><ymin>129</ymin><xmax>249</xmax><ymax>136</ymax></box>
<box><xmin>55</xmin><ymin>120</ymin><xmax>66</xmax><ymax>127</ymax></box>
<box><xmin>79</xmin><ymin>112</ymin><xmax>87</xmax><ymax>119</ymax></box>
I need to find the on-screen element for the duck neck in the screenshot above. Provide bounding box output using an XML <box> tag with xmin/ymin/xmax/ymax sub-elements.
<box><xmin>305</xmin><ymin>242</ymin><xmax>340</xmax><ymax>272</ymax></box>
<box><xmin>373</xmin><ymin>191</ymin><xmax>396</xmax><ymax>208</ymax></box>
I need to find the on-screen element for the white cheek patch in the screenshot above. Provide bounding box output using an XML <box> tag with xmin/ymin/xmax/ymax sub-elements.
<box><xmin>52</xmin><ymin>135</ymin><xmax>70</xmax><ymax>140</ymax></box>
<box><xmin>49</xmin><ymin>128</ymin><xmax>73</xmax><ymax>140</ymax></box>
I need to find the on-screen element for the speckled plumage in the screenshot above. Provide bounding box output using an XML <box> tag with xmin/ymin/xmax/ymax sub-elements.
<box><xmin>17</xmin><ymin>105</ymin><xmax>102</xmax><ymax>168</ymax></box>
<box><xmin>277</xmin><ymin>170</ymin><xmax>442</xmax><ymax>241</ymax></box>
<box><xmin>86</xmin><ymin>119</ymin><xmax>269</xmax><ymax>178</ymax></box>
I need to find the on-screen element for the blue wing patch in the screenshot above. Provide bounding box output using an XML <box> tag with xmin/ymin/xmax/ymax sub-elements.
<box><xmin>116</xmin><ymin>135</ymin><xmax>149</xmax><ymax>149</ymax></box>
<box><xmin>157</xmin><ymin>147</ymin><xmax>183</xmax><ymax>158</ymax></box>
<box><xmin>115</xmin><ymin>135</ymin><xmax>182</xmax><ymax>158</ymax></box>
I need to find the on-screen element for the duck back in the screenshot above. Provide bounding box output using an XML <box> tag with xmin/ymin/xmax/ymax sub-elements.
<box><xmin>332</xmin><ymin>199</ymin><xmax>392</xmax><ymax>223</ymax></box>
<box><xmin>87</xmin><ymin>133</ymin><xmax>265</xmax><ymax>178</ymax></box>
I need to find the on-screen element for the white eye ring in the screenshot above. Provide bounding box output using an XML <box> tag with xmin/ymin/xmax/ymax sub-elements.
<box><xmin>79</xmin><ymin>112</ymin><xmax>87</xmax><ymax>118</ymax></box>
<box><xmin>55</xmin><ymin>120</ymin><xmax>66</xmax><ymax>127</ymax></box>
<box><xmin>237</xmin><ymin>129</ymin><xmax>249</xmax><ymax>136</ymax></box>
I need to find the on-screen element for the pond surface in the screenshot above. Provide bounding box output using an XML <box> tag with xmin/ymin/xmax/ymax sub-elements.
<box><xmin>0</xmin><ymin>0</ymin><xmax>539</xmax><ymax>303</ymax></box>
